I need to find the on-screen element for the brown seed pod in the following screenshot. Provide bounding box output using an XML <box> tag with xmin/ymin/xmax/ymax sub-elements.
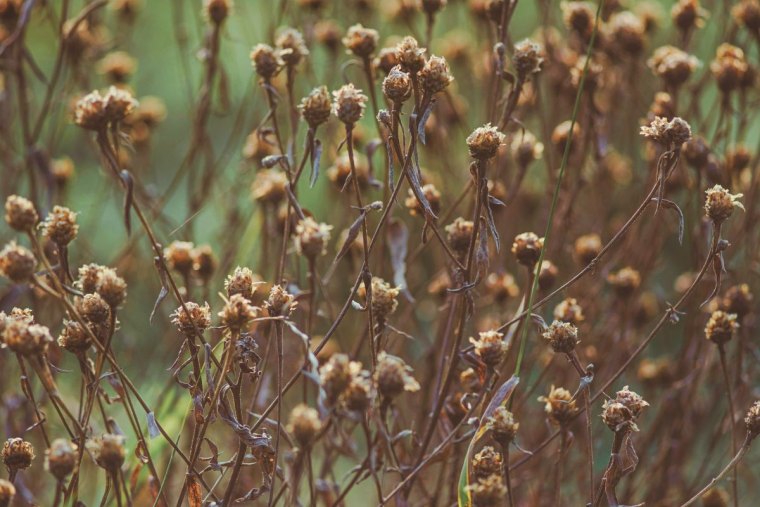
<box><xmin>299</xmin><ymin>86</ymin><xmax>332</xmax><ymax>129</ymax></box>
<box><xmin>469</xmin><ymin>329</ymin><xmax>508</xmax><ymax>367</ymax></box>
<box><xmin>543</xmin><ymin>320</ymin><xmax>579</xmax><ymax>354</ymax></box>
<box><xmin>4</xmin><ymin>195</ymin><xmax>38</xmax><ymax>232</ymax></box>
<box><xmin>218</xmin><ymin>294</ymin><xmax>258</xmax><ymax>330</ymax></box>
<box><xmin>332</xmin><ymin>84</ymin><xmax>368</xmax><ymax>125</ymax></box>
<box><xmin>86</xmin><ymin>434</ymin><xmax>126</xmax><ymax>473</ymax></box>
<box><xmin>704</xmin><ymin>310</ymin><xmax>738</xmax><ymax>346</ymax></box>
<box><xmin>2</xmin><ymin>438</ymin><xmax>34</xmax><ymax>471</ymax></box>
<box><xmin>0</xmin><ymin>242</ymin><xmax>36</xmax><ymax>283</ymax></box>
<box><xmin>250</xmin><ymin>44</ymin><xmax>282</xmax><ymax>79</ymax></box>
<box><xmin>287</xmin><ymin>404</ymin><xmax>322</xmax><ymax>448</ymax></box>
<box><xmin>170</xmin><ymin>302</ymin><xmax>211</xmax><ymax>335</ymax></box>
<box><xmin>466</xmin><ymin>123</ymin><xmax>505</xmax><ymax>160</ymax></box>
<box><xmin>472</xmin><ymin>446</ymin><xmax>503</xmax><ymax>479</ymax></box>
<box><xmin>704</xmin><ymin>185</ymin><xmax>744</xmax><ymax>223</ymax></box>
<box><xmin>45</xmin><ymin>439</ymin><xmax>78</xmax><ymax>481</ymax></box>
<box><xmin>374</xmin><ymin>352</ymin><xmax>420</xmax><ymax>399</ymax></box>
<box><xmin>342</xmin><ymin>23</ymin><xmax>379</xmax><ymax>58</ymax></box>
<box><xmin>511</xmin><ymin>232</ymin><xmax>543</xmax><ymax>267</ymax></box>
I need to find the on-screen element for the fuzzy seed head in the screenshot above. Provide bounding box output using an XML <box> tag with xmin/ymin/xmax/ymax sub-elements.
<box><xmin>562</xmin><ymin>1</ymin><xmax>596</xmax><ymax>40</ymax></box>
<box><xmin>711</xmin><ymin>43</ymin><xmax>749</xmax><ymax>93</ymax></box>
<box><xmin>640</xmin><ymin>115</ymin><xmax>692</xmax><ymax>146</ymax></box>
<box><xmin>342</xmin><ymin>24</ymin><xmax>378</xmax><ymax>58</ymax></box>
<box><xmin>419</xmin><ymin>55</ymin><xmax>453</xmax><ymax>95</ymax></box>
<box><xmin>671</xmin><ymin>0</ymin><xmax>708</xmax><ymax>33</ymax></box>
<box><xmin>486</xmin><ymin>406</ymin><xmax>519</xmax><ymax>445</ymax></box>
<box><xmin>513</xmin><ymin>39</ymin><xmax>544</xmax><ymax>78</ymax></box>
<box><xmin>467</xmin><ymin>123</ymin><xmax>505</xmax><ymax>160</ymax></box>
<box><xmin>510</xmin><ymin>131</ymin><xmax>544</xmax><ymax>168</ymax></box>
<box><xmin>57</xmin><ymin>320</ymin><xmax>92</xmax><ymax>353</ymax></box>
<box><xmin>2</xmin><ymin>319</ymin><xmax>52</xmax><ymax>356</ymax></box>
<box><xmin>97</xmin><ymin>51</ymin><xmax>137</xmax><ymax>83</ymax></box>
<box><xmin>332</xmin><ymin>84</ymin><xmax>368</xmax><ymax>125</ymax></box>
<box><xmin>295</xmin><ymin>217</ymin><xmax>333</xmax><ymax>259</ymax></box>
<box><xmin>405</xmin><ymin>183</ymin><xmax>440</xmax><ymax>217</ymax></box>
<box><xmin>0</xmin><ymin>242</ymin><xmax>36</xmax><ymax>283</ymax></box>
<box><xmin>4</xmin><ymin>195</ymin><xmax>38</xmax><ymax>232</ymax></box>
<box><xmin>342</xmin><ymin>370</ymin><xmax>373</xmax><ymax>412</ymax></box>
<box><xmin>539</xmin><ymin>385</ymin><xmax>578</xmax><ymax>426</ymax></box>
<box><xmin>75</xmin><ymin>87</ymin><xmax>138</xmax><ymax>130</ymax></box>
<box><xmin>445</xmin><ymin>217</ymin><xmax>474</xmax><ymax>257</ymax></box>
<box><xmin>2</xmin><ymin>438</ymin><xmax>34</xmax><ymax>471</ymax></box>
<box><xmin>276</xmin><ymin>27</ymin><xmax>309</xmax><ymax>66</ymax></box>
<box><xmin>465</xmin><ymin>474</ymin><xmax>506</xmax><ymax>506</ymax></box>
<box><xmin>705</xmin><ymin>310</ymin><xmax>738</xmax><ymax>345</ymax></box>
<box><xmin>648</xmin><ymin>45</ymin><xmax>700</xmax><ymax>87</ymax></box>
<box><xmin>543</xmin><ymin>320</ymin><xmax>579</xmax><ymax>354</ymax></box>
<box><xmin>191</xmin><ymin>244</ymin><xmax>216</xmax><ymax>282</ymax></box>
<box><xmin>396</xmin><ymin>36</ymin><xmax>426</xmax><ymax>73</ymax></box>
<box><xmin>46</xmin><ymin>439</ymin><xmax>78</xmax><ymax>481</ymax></box>
<box><xmin>319</xmin><ymin>353</ymin><xmax>353</xmax><ymax>405</ymax></box>
<box><xmin>250</xmin><ymin>44</ymin><xmax>282</xmax><ymax>79</ymax></box>
<box><xmin>360</xmin><ymin>277</ymin><xmax>400</xmax><ymax>321</ymax></box>
<box><xmin>469</xmin><ymin>329</ymin><xmax>507</xmax><ymax>367</ymax></box>
<box><xmin>484</xmin><ymin>272</ymin><xmax>519</xmax><ymax>302</ymax></box>
<box><xmin>225</xmin><ymin>266</ymin><xmax>259</xmax><ymax>302</ymax></box>
<box><xmin>164</xmin><ymin>241</ymin><xmax>194</xmax><ymax>275</ymax></box>
<box><xmin>95</xmin><ymin>267</ymin><xmax>127</xmax><ymax>309</ymax></box>
<box><xmin>472</xmin><ymin>446</ymin><xmax>503</xmax><ymax>479</ymax></box>
<box><xmin>607</xmin><ymin>267</ymin><xmax>641</xmax><ymax>297</ymax></box>
<box><xmin>86</xmin><ymin>434</ymin><xmax>125</xmax><ymax>472</ymax></box>
<box><xmin>720</xmin><ymin>284</ymin><xmax>753</xmax><ymax>318</ymax></box>
<box><xmin>539</xmin><ymin>260</ymin><xmax>559</xmax><ymax>290</ymax></box>
<box><xmin>77</xmin><ymin>263</ymin><xmax>105</xmax><ymax>294</ymax></box>
<box><xmin>383</xmin><ymin>66</ymin><xmax>413</xmax><ymax>104</ymax></box>
<box><xmin>41</xmin><ymin>206</ymin><xmax>78</xmax><ymax>246</ymax></box>
<box><xmin>574</xmin><ymin>233</ymin><xmax>602</xmax><ymax>265</ymax></box>
<box><xmin>77</xmin><ymin>293</ymin><xmax>112</xmax><ymax>325</ymax></box>
<box><xmin>251</xmin><ymin>169</ymin><xmax>288</xmax><ymax>203</ymax></box>
<box><xmin>704</xmin><ymin>185</ymin><xmax>744</xmax><ymax>223</ymax></box>
<box><xmin>218</xmin><ymin>294</ymin><xmax>258</xmax><ymax>330</ymax></box>
<box><xmin>601</xmin><ymin>401</ymin><xmax>633</xmax><ymax>431</ymax></box>
<box><xmin>299</xmin><ymin>86</ymin><xmax>332</xmax><ymax>128</ymax></box>
<box><xmin>553</xmin><ymin>298</ymin><xmax>585</xmax><ymax>325</ymax></box>
<box><xmin>171</xmin><ymin>302</ymin><xmax>211</xmax><ymax>335</ymax></box>
<box><xmin>375</xmin><ymin>351</ymin><xmax>420</xmax><ymax>399</ymax></box>
<box><xmin>733</xmin><ymin>0</ymin><xmax>760</xmax><ymax>32</ymax></box>
<box><xmin>374</xmin><ymin>47</ymin><xmax>400</xmax><ymax>74</ymax></box>
<box><xmin>203</xmin><ymin>0</ymin><xmax>231</xmax><ymax>25</ymax></box>
<box><xmin>265</xmin><ymin>284</ymin><xmax>296</xmax><ymax>317</ymax></box>
<box><xmin>287</xmin><ymin>404</ymin><xmax>322</xmax><ymax>447</ymax></box>
<box><xmin>511</xmin><ymin>232</ymin><xmax>543</xmax><ymax>267</ymax></box>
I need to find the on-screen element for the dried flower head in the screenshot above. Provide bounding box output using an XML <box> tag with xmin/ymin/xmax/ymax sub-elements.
<box><xmin>486</xmin><ymin>406</ymin><xmax>519</xmax><ymax>445</ymax></box>
<box><xmin>250</xmin><ymin>44</ymin><xmax>282</xmax><ymax>79</ymax></box>
<box><xmin>332</xmin><ymin>84</ymin><xmax>368</xmax><ymax>125</ymax></box>
<box><xmin>77</xmin><ymin>263</ymin><xmax>105</xmax><ymax>294</ymax></box>
<box><xmin>671</xmin><ymin>0</ymin><xmax>708</xmax><ymax>33</ymax></box>
<box><xmin>295</xmin><ymin>217</ymin><xmax>333</xmax><ymax>258</ymax></box>
<box><xmin>218</xmin><ymin>294</ymin><xmax>258</xmax><ymax>330</ymax></box>
<box><xmin>327</xmin><ymin>152</ymin><xmax>370</xmax><ymax>189</ymax></box>
<box><xmin>720</xmin><ymin>284</ymin><xmax>753</xmax><ymax>318</ymax></box>
<box><xmin>2</xmin><ymin>318</ymin><xmax>53</xmax><ymax>356</ymax></box>
<box><xmin>472</xmin><ymin>446</ymin><xmax>503</xmax><ymax>479</ymax></box>
<box><xmin>704</xmin><ymin>310</ymin><xmax>738</xmax><ymax>346</ymax></box>
<box><xmin>276</xmin><ymin>27</ymin><xmax>309</xmax><ymax>66</ymax></box>
<box><xmin>45</xmin><ymin>439</ymin><xmax>78</xmax><ymax>481</ymax></box>
<box><xmin>299</xmin><ymin>86</ymin><xmax>332</xmax><ymax>128</ymax></box>
<box><xmin>543</xmin><ymin>320</ymin><xmax>579</xmax><ymax>354</ymax></box>
<box><xmin>225</xmin><ymin>266</ymin><xmax>259</xmax><ymax>302</ymax></box>
<box><xmin>319</xmin><ymin>353</ymin><xmax>353</xmax><ymax>405</ymax></box>
<box><xmin>711</xmin><ymin>43</ymin><xmax>750</xmax><ymax>93</ymax></box>
<box><xmin>648</xmin><ymin>45</ymin><xmax>700</xmax><ymax>88</ymax></box>
<box><xmin>421</xmin><ymin>0</ymin><xmax>447</xmax><ymax>15</ymax></box>
<box><xmin>465</xmin><ymin>474</ymin><xmax>507</xmax><ymax>506</ymax></box>
<box><xmin>511</xmin><ymin>232</ymin><xmax>543</xmax><ymax>267</ymax></box>
<box><xmin>469</xmin><ymin>329</ymin><xmax>508</xmax><ymax>367</ymax></box>
<box><xmin>396</xmin><ymin>36</ymin><xmax>426</xmax><ymax>73</ymax></box>
<box><xmin>375</xmin><ymin>351</ymin><xmax>420</xmax><ymax>399</ymax></box>
<box><xmin>342</xmin><ymin>368</ymin><xmax>373</xmax><ymax>412</ymax></box>
<box><xmin>251</xmin><ymin>169</ymin><xmax>289</xmax><ymax>203</ymax></box>
<box><xmin>561</xmin><ymin>1</ymin><xmax>596</xmax><ymax>40</ymax></box>
<box><xmin>41</xmin><ymin>205</ymin><xmax>78</xmax><ymax>246</ymax></box>
<box><xmin>265</xmin><ymin>284</ymin><xmax>296</xmax><ymax>317</ymax></box>
<box><xmin>704</xmin><ymin>185</ymin><xmax>744</xmax><ymax>223</ymax></box>
<box><xmin>733</xmin><ymin>0</ymin><xmax>760</xmax><ymax>32</ymax></box>
<box><xmin>405</xmin><ymin>183</ymin><xmax>441</xmax><ymax>216</ymax></box>
<box><xmin>191</xmin><ymin>244</ymin><xmax>216</xmax><ymax>282</ymax></box>
<box><xmin>163</xmin><ymin>240</ymin><xmax>194</xmax><ymax>276</ymax></box>
<box><xmin>0</xmin><ymin>479</ymin><xmax>15</xmax><ymax>507</ymax></box>
<box><xmin>467</xmin><ymin>123</ymin><xmax>505</xmax><ymax>160</ymax></box>
<box><xmin>538</xmin><ymin>385</ymin><xmax>578</xmax><ymax>426</ymax></box>
<box><xmin>2</xmin><ymin>438</ymin><xmax>34</xmax><ymax>472</ymax></box>
<box><xmin>86</xmin><ymin>434</ymin><xmax>125</xmax><ymax>472</ymax></box>
<box><xmin>419</xmin><ymin>55</ymin><xmax>453</xmax><ymax>95</ymax></box>
<box><xmin>553</xmin><ymin>298</ymin><xmax>585</xmax><ymax>325</ymax></box>
<box><xmin>513</xmin><ymin>39</ymin><xmax>543</xmax><ymax>78</ymax></box>
<box><xmin>360</xmin><ymin>277</ymin><xmax>400</xmax><ymax>322</ymax></box>
<box><xmin>485</xmin><ymin>272</ymin><xmax>519</xmax><ymax>302</ymax></box>
<box><xmin>203</xmin><ymin>0</ymin><xmax>231</xmax><ymax>25</ymax></box>
<box><xmin>446</xmin><ymin>217</ymin><xmax>474</xmax><ymax>257</ymax></box>
<box><xmin>96</xmin><ymin>51</ymin><xmax>137</xmax><ymax>83</ymax></box>
<box><xmin>551</xmin><ymin>120</ymin><xmax>583</xmax><ymax>154</ymax></box>
<box><xmin>95</xmin><ymin>267</ymin><xmax>127</xmax><ymax>309</ymax></box>
<box><xmin>383</xmin><ymin>65</ymin><xmax>413</xmax><ymax>104</ymax></box>
<box><xmin>510</xmin><ymin>131</ymin><xmax>544</xmax><ymax>168</ymax></box>
<box><xmin>607</xmin><ymin>267</ymin><xmax>641</xmax><ymax>297</ymax></box>
<box><xmin>574</xmin><ymin>233</ymin><xmax>602</xmax><ymax>265</ymax></box>
<box><xmin>287</xmin><ymin>404</ymin><xmax>322</xmax><ymax>447</ymax></box>
<box><xmin>745</xmin><ymin>401</ymin><xmax>760</xmax><ymax>438</ymax></box>
<box><xmin>57</xmin><ymin>320</ymin><xmax>93</xmax><ymax>353</ymax></box>
<box><xmin>602</xmin><ymin>386</ymin><xmax>649</xmax><ymax>432</ymax></box>
<box><xmin>374</xmin><ymin>46</ymin><xmax>400</xmax><ymax>74</ymax></box>
<box><xmin>77</xmin><ymin>293</ymin><xmax>111</xmax><ymax>324</ymax></box>
<box><xmin>640</xmin><ymin>116</ymin><xmax>692</xmax><ymax>146</ymax></box>
<box><xmin>0</xmin><ymin>241</ymin><xmax>36</xmax><ymax>283</ymax></box>
<box><xmin>171</xmin><ymin>302</ymin><xmax>211</xmax><ymax>335</ymax></box>
<box><xmin>606</xmin><ymin>11</ymin><xmax>646</xmax><ymax>55</ymax></box>
<box><xmin>342</xmin><ymin>24</ymin><xmax>379</xmax><ymax>58</ymax></box>
<box><xmin>4</xmin><ymin>195</ymin><xmax>38</xmax><ymax>232</ymax></box>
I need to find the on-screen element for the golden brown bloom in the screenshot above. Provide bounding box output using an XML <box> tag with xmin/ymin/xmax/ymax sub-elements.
<box><xmin>77</xmin><ymin>293</ymin><xmax>111</xmax><ymax>325</ymax></box>
<box><xmin>4</xmin><ymin>195</ymin><xmax>38</xmax><ymax>232</ymax></box>
<box><xmin>203</xmin><ymin>0</ymin><xmax>231</xmax><ymax>24</ymax></box>
<box><xmin>75</xmin><ymin>87</ymin><xmax>138</xmax><ymax>130</ymax></box>
<box><xmin>607</xmin><ymin>267</ymin><xmax>641</xmax><ymax>297</ymax></box>
<box><xmin>543</xmin><ymin>320</ymin><xmax>579</xmax><ymax>354</ymax></box>
<box><xmin>45</xmin><ymin>439</ymin><xmax>78</xmax><ymax>481</ymax></box>
<box><xmin>225</xmin><ymin>266</ymin><xmax>260</xmax><ymax>302</ymax></box>
<box><xmin>171</xmin><ymin>302</ymin><xmax>211</xmax><ymax>335</ymax></box>
<box><xmin>734</xmin><ymin>0</ymin><xmax>760</xmax><ymax>32</ymax></box>
<box><xmin>538</xmin><ymin>385</ymin><xmax>578</xmax><ymax>426</ymax></box>
<box><xmin>648</xmin><ymin>46</ymin><xmax>700</xmax><ymax>88</ymax></box>
<box><xmin>745</xmin><ymin>401</ymin><xmax>760</xmax><ymax>437</ymax></box>
<box><xmin>574</xmin><ymin>233</ymin><xmax>602</xmax><ymax>265</ymax></box>
<box><xmin>96</xmin><ymin>51</ymin><xmax>137</xmax><ymax>83</ymax></box>
<box><xmin>276</xmin><ymin>27</ymin><xmax>309</xmax><ymax>66</ymax></box>
<box><xmin>375</xmin><ymin>351</ymin><xmax>420</xmax><ymax>399</ymax></box>
<box><xmin>711</xmin><ymin>43</ymin><xmax>750</xmax><ymax>93</ymax></box>
<box><xmin>218</xmin><ymin>294</ymin><xmax>258</xmax><ymax>330</ymax></box>
<box><xmin>704</xmin><ymin>185</ymin><xmax>744</xmax><ymax>223</ymax></box>
<box><xmin>0</xmin><ymin>242</ymin><xmax>36</xmax><ymax>283</ymax></box>
<box><xmin>287</xmin><ymin>404</ymin><xmax>322</xmax><ymax>447</ymax></box>
<box><xmin>342</xmin><ymin>24</ymin><xmax>379</xmax><ymax>58</ymax></box>
<box><xmin>704</xmin><ymin>310</ymin><xmax>738</xmax><ymax>345</ymax></box>
<box><xmin>485</xmin><ymin>272</ymin><xmax>519</xmax><ymax>302</ymax></box>
<box><xmin>332</xmin><ymin>84</ymin><xmax>368</xmax><ymax>125</ymax></box>
<box><xmin>95</xmin><ymin>267</ymin><xmax>127</xmax><ymax>309</ymax></box>
<box><xmin>294</xmin><ymin>217</ymin><xmax>333</xmax><ymax>258</ymax></box>
<box><xmin>465</xmin><ymin>474</ymin><xmax>507</xmax><ymax>506</ymax></box>
<box><xmin>58</xmin><ymin>320</ymin><xmax>95</xmax><ymax>353</ymax></box>
<box><xmin>2</xmin><ymin>318</ymin><xmax>53</xmax><ymax>356</ymax></box>
<box><xmin>640</xmin><ymin>116</ymin><xmax>692</xmax><ymax>146</ymax></box>
<box><xmin>374</xmin><ymin>47</ymin><xmax>400</xmax><ymax>74</ymax></box>
<box><xmin>486</xmin><ymin>406</ymin><xmax>519</xmax><ymax>445</ymax></box>
<box><xmin>250</xmin><ymin>44</ymin><xmax>282</xmax><ymax>79</ymax></box>
<box><xmin>467</xmin><ymin>123</ymin><xmax>505</xmax><ymax>160</ymax></box>
<box><xmin>446</xmin><ymin>217</ymin><xmax>474</xmax><ymax>257</ymax></box>
<box><xmin>2</xmin><ymin>438</ymin><xmax>34</xmax><ymax>472</ymax></box>
<box><xmin>396</xmin><ymin>36</ymin><xmax>426</xmax><ymax>73</ymax></box>
<box><xmin>720</xmin><ymin>284</ymin><xmax>753</xmax><ymax>318</ymax></box>
<box><xmin>0</xmin><ymin>479</ymin><xmax>15</xmax><ymax>507</ymax></box>
<box><xmin>251</xmin><ymin>169</ymin><xmax>289</xmax><ymax>203</ymax></box>
<box><xmin>164</xmin><ymin>240</ymin><xmax>194</xmax><ymax>276</ymax></box>
<box><xmin>513</xmin><ymin>39</ymin><xmax>544</xmax><ymax>78</ymax></box>
<box><xmin>299</xmin><ymin>86</ymin><xmax>332</xmax><ymax>128</ymax></box>
<box><xmin>562</xmin><ymin>1</ymin><xmax>596</xmax><ymax>40</ymax></box>
<box><xmin>405</xmin><ymin>183</ymin><xmax>440</xmax><ymax>216</ymax></box>
<box><xmin>419</xmin><ymin>55</ymin><xmax>453</xmax><ymax>95</ymax></box>
<box><xmin>319</xmin><ymin>353</ymin><xmax>355</xmax><ymax>405</ymax></box>
<box><xmin>602</xmin><ymin>386</ymin><xmax>648</xmax><ymax>432</ymax></box>
<box><xmin>510</xmin><ymin>131</ymin><xmax>544</xmax><ymax>168</ymax></box>
<box><xmin>472</xmin><ymin>446</ymin><xmax>503</xmax><ymax>479</ymax></box>
<box><xmin>553</xmin><ymin>298</ymin><xmax>585</xmax><ymax>325</ymax></box>
<box><xmin>41</xmin><ymin>206</ymin><xmax>78</xmax><ymax>246</ymax></box>
<box><xmin>671</xmin><ymin>0</ymin><xmax>708</xmax><ymax>34</ymax></box>
<box><xmin>191</xmin><ymin>244</ymin><xmax>216</xmax><ymax>282</ymax></box>
<box><xmin>383</xmin><ymin>66</ymin><xmax>413</xmax><ymax>104</ymax></box>
<box><xmin>265</xmin><ymin>284</ymin><xmax>296</xmax><ymax>317</ymax></box>
<box><xmin>469</xmin><ymin>329</ymin><xmax>508</xmax><ymax>368</ymax></box>
<box><xmin>551</xmin><ymin>120</ymin><xmax>583</xmax><ymax>154</ymax></box>
<box><xmin>511</xmin><ymin>232</ymin><xmax>543</xmax><ymax>267</ymax></box>
<box><xmin>86</xmin><ymin>434</ymin><xmax>125</xmax><ymax>472</ymax></box>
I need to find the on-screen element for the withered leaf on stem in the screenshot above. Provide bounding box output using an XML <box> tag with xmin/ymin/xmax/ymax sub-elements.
<box><xmin>387</xmin><ymin>218</ymin><xmax>414</xmax><ymax>302</ymax></box>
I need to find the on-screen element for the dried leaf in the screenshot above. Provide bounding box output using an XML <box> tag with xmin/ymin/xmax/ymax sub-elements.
<box><xmin>149</xmin><ymin>256</ymin><xmax>169</xmax><ymax>324</ymax></box>
<box><xmin>146</xmin><ymin>412</ymin><xmax>160</xmax><ymax>439</ymax></box>
<box><xmin>387</xmin><ymin>219</ymin><xmax>413</xmax><ymax>302</ymax></box>
<box><xmin>309</xmin><ymin>137</ymin><xmax>322</xmax><ymax>188</ymax></box>
<box><xmin>416</xmin><ymin>100</ymin><xmax>436</xmax><ymax>145</ymax></box>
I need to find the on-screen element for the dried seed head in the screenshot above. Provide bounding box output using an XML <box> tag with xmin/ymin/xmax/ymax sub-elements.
<box><xmin>459</xmin><ymin>367</ymin><xmax>482</xmax><ymax>393</ymax></box>
<box><xmin>640</xmin><ymin>115</ymin><xmax>692</xmax><ymax>146</ymax></box>
<box><xmin>2</xmin><ymin>318</ymin><xmax>52</xmax><ymax>356</ymax></box>
<box><xmin>485</xmin><ymin>272</ymin><xmax>519</xmax><ymax>302</ymax></box>
<box><xmin>511</xmin><ymin>232</ymin><xmax>543</xmax><ymax>267</ymax></box>
<box><xmin>606</xmin><ymin>11</ymin><xmax>646</xmax><ymax>55</ymax></box>
<box><xmin>74</xmin><ymin>87</ymin><xmax>138</xmax><ymax>130</ymax></box>
<box><xmin>77</xmin><ymin>263</ymin><xmax>105</xmax><ymax>294</ymax></box>
<box><xmin>396</xmin><ymin>36</ymin><xmax>426</xmax><ymax>73</ymax></box>
<box><xmin>733</xmin><ymin>0</ymin><xmax>760</xmax><ymax>32</ymax></box>
<box><xmin>191</xmin><ymin>244</ymin><xmax>216</xmax><ymax>282</ymax></box>
<box><xmin>607</xmin><ymin>267</ymin><xmax>641</xmax><ymax>297</ymax></box>
<box><xmin>551</xmin><ymin>120</ymin><xmax>583</xmax><ymax>154</ymax></box>
<box><xmin>574</xmin><ymin>233</ymin><xmax>602</xmax><ymax>265</ymax></box>
<box><xmin>342</xmin><ymin>24</ymin><xmax>378</xmax><ymax>58</ymax></box>
<box><xmin>361</xmin><ymin>277</ymin><xmax>400</xmax><ymax>321</ymax></box>
<box><xmin>57</xmin><ymin>320</ymin><xmax>92</xmax><ymax>353</ymax></box>
<box><xmin>0</xmin><ymin>479</ymin><xmax>15</xmax><ymax>507</ymax></box>
<box><xmin>704</xmin><ymin>310</ymin><xmax>738</xmax><ymax>345</ymax></box>
<box><xmin>383</xmin><ymin>65</ymin><xmax>413</xmax><ymax>104</ymax></box>
<box><xmin>250</xmin><ymin>44</ymin><xmax>282</xmax><ymax>79</ymax></box>
<box><xmin>472</xmin><ymin>446</ymin><xmax>503</xmax><ymax>479</ymax></box>
<box><xmin>287</xmin><ymin>404</ymin><xmax>322</xmax><ymax>447</ymax></box>
<box><xmin>466</xmin><ymin>123</ymin><xmax>505</xmax><ymax>160</ymax></box>
<box><xmin>538</xmin><ymin>385</ymin><xmax>578</xmax><ymax>426</ymax></box>
<box><xmin>704</xmin><ymin>184</ymin><xmax>744</xmax><ymax>223</ymax></box>
<box><xmin>218</xmin><ymin>293</ymin><xmax>258</xmax><ymax>330</ymax></box>
<box><xmin>86</xmin><ymin>434</ymin><xmax>125</xmax><ymax>472</ymax></box>
<box><xmin>543</xmin><ymin>320</ymin><xmax>579</xmax><ymax>354</ymax></box>
<box><xmin>375</xmin><ymin>351</ymin><xmax>420</xmax><ymax>399</ymax></box>
<box><xmin>327</xmin><ymin>152</ymin><xmax>370</xmax><ymax>189</ymax></box>
<box><xmin>683</xmin><ymin>136</ymin><xmax>711</xmax><ymax>168</ymax></box>
<box><xmin>720</xmin><ymin>284</ymin><xmax>753</xmax><ymax>318</ymax></box>
<box><xmin>648</xmin><ymin>45</ymin><xmax>700</xmax><ymax>88</ymax></box>
<box><xmin>419</xmin><ymin>55</ymin><xmax>453</xmax><ymax>95</ymax></box>
<box><xmin>170</xmin><ymin>302</ymin><xmax>211</xmax><ymax>335</ymax></box>
<box><xmin>4</xmin><ymin>195</ymin><xmax>38</xmax><ymax>232</ymax></box>
<box><xmin>405</xmin><ymin>183</ymin><xmax>441</xmax><ymax>217</ymax></box>
<box><xmin>725</xmin><ymin>145</ymin><xmax>751</xmax><ymax>175</ymax></box>
<box><xmin>104</xmin><ymin>87</ymin><xmax>139</xmax><ymax>122</ymax></box>
<box><xmin>251</xmin><ymin>169</ymin><xmax>288</xmax><ymax>203</ymax></box>
<box><xmin>486</xmin><ymin>406</ymin><xmax>519</xmax><ymax>445</ymax></box>
<box><xmin>45</xmin><ymin>439</ymin><xmax>78</xmax><ymax>481</ymax></box>
<box><xmin>538</xmin><ymin>260</ymin><xmax>559</xmax><ymax>290</ymax></box>
<box><xmin>96</xmin><ymin>51</ymin><xmax>137</xmax><ymax>83</ymax></box>
<box><xmin>319</xmin><ymin>353</ymin><xmax>353</xmax><ymax>405</ymax></box>
<box><xmin>615</xmin><ymin>386</ymin><xmax>649</xmax><ymax>418</ymax></box>
<box><xmin>637</xmin><ymin>357</ymin><xmax>674</xmax><ymax>387</ymax></box>
<box><xmin>465</xmin><ymin>474</ymin><xmax>507</xmax><ymax>506</ymax></box>
<box><xmin>342</xmin><ymin>369</ymin><xmax>373</xmax><ymax>412</ymax></box>
<box><xmin>469</xmin><ymin>329</ymin><xmax>507</xmax><ymax>368</ymax></box>
<box><xmin>2</xmin><ymin>438</ymin><xmax>34</xmax><ymax>472</ymax></box>
<box><xmin>421</xmin><ymin>0</ymin><xmax>447</xmax><ymax>15</ymax></box>
<box><xmin>374</xmin><ymin>47</ymin><xmax>400</xmax><ymax>74</ymax></box>
<box><xmin>41</xmin><ymin>206</ymin><xmax>78</xmax><ymax>246</ymax></box>
<box><xmin>562</xmin><ymin>1</ymin><xmax>596</xmax><ymax>40</ymax></box>
<box><xmin>745</xmin><ymin>401</ymin><xmax>760</xmax><ymax>437</ymax></box>
<box><xmin>276</xmin><ymin>27</ymin><xmax>309</xmax><ymax>66</ymax></box>
<box><xmin>77</xmin><ymin>293</ymin><xmax>111</xmax><ymax>324</ymax></box>
<box><xmin>445</xmin><ymin>217</ymin><xmax>474</xmax><ymax>257</ymax></box>
<box><xmin>203</xmin><ymin>0</ymin><xmax>231</xmax><ymax>25</ymax></box>
<box><xmin>295</xmin><ymin>217</ymin><xmax>333</xmax><ymax>259</ymax></box>
<box><xmin>0</xmin><ymin>241</ymin><xmax>36</xmax><ymax>283</ymax></box>
<box><xmin>671</xmin><ymin>0</ymin><xmax>708</xmax><ymax>33</ymax></box>
<box><xmin>299</xmin><ymin>86</ymin><xmax>332</xmax><ymax>128</ymax></box>
<box><xmin>510</xmin><ymin>131</ymin><xmax>544</xmax><ymax>168</ymax></box>
<box><xmin>315</xmin><ymin>20</ymin><xmax>342</xmax><ymax>52</ymax></box>
<box><xmin>95</xmin><ymin>267</ymin><xmax>127</xmax><ymax>309</ymax></box>
<box><xmin>332</xmin><ymin>84</ymin><xmax>368</xmax><ymax>125</ymax></box>
<box><xmin>225</xmin><ymin>266</ymin><xmax>259</xmax><ymax>302</ymax></box>
<box><xmin>164</xmin><ymin>240</ymin><xmax>194</xmax><ymax>275</ymax></box>
<box><xmin>513</xmin><ymin>39</ymin><xmax>544</xmax><ymax>78</ymax></box>
<box><xmin>265</xmin><ymin>284</ymin><xmax>296</xmax><ymax>317</ymax></box>
<box><xmin>601</xmin><ymin>401</ymin><xmax>634</xmax><ymax>431</ymax></box>
<box><xmin>553</xmin><ymin>298</ymin><xmax>585</xmax><ymax>325</ymax></box>
<box><xmin>711</xmin><ymin>43</ymin><xmax>750</xmax><ymax>93</ymax></box>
